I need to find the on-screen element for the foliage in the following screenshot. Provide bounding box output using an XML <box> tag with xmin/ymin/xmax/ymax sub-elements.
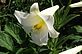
<box><xmin>0</xmin><ymin>0</ymin><xmax>82</xmax><ymax>54</ymax></box>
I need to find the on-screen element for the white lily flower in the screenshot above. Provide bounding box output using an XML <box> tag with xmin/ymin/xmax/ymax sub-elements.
<box><xmin>14</xmin><ymin>3</ymin><xmax>59</xmax><ymax>46</ymax></box>
<box><xmin>69</xmin><ymin>1</ymin><xmax>82</xmax><ymax>8</ymax></box>
<box><xmin>59</xmin><ymin>45</ymin><xmax>82</xmax><ymax>54</ymax></box>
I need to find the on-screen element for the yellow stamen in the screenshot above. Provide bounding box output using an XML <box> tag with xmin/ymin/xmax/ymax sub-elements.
<box><xmin>34</xmin><ymin>22</ymin><xmax>43</xmax><ymax>30</ymax></box>
<box><xmin>32</xmin><ymin>12</ymin><xmax>45</xmax><ymax>30</ymax></box>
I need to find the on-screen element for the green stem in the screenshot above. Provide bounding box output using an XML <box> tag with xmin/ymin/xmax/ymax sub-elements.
<box><xmin>51</xmin><ymin>0</ymin><xmax>53</xmax><ymax>6</ymax></box>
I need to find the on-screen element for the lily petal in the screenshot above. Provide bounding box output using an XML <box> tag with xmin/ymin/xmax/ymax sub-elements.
<box><xmin>40</xmin><ymin>14</ymin><xmax>59</xmax><ymax>38</ymax></box>
<box><xmin>30</xmin><ymin>3</ymin><xmax>40</xmax><ymax>13</ymax></box>
<box><xmin>59</xmin><ymin>45</ymin><xmax>82</xmax><ymax>54</ymax></box>
<box><xmin>40</xmin><ymin>15</ymin><xmax>54</xmax><ymax>25</ymax></box>
<box><xmin>69</xmin><ymin>1</ymin><xmax>82</xmax><ymax>8</ymax></box>
<box><xmin>31</xmin><ymin>24</ymin><xmax>48</xmax><ymax>46</ymax></box>
<box><xmin>14</xmin><ymin>10</ymin><xmax>27</xmax><ymax>23</ymax></box>
<box><xmin>48</xmin><ymin>26</ymin><xmax>59</xmax><ymax>38</ymax></box>
<box><xmin>41</xmin><ymin>5</ymin><xmax>59</xmax><ymax>16</ymax></box>
<box><xmin>22</xmin><ymin>13</ymin><xmax>44</xmax><ymax>33</ymax></box>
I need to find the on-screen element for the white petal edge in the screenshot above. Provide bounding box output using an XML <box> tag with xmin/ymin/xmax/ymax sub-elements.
<box><xmin>39</xmin><ymin>14</ymin><xmax>60</xmax><ymax>38</ymax></box>
<box><xmin>41</xmin><ymin>5</ymin><xmax>59</xmax><ymax>16</ymax></box>
<box><xmin>59</xmin><ymin>45</ymin><xmax>82</xmax><ymax>54</ymax></box>
<box><xmin>69</xmin><ymin>1</ymin><xmax>82</xmax><ymax>8</ymax></box>
<box><xmin>30</xmin><ymin>3</ymin><xmax>39</xmax><ymax>13</ymax></box>
<box><xmin>14</xmin><ymin>10</ymin><xmax>26</xmax><ymax>23</ymax></box>
<box><xmin>49</xmin><ymin>26</ymin><xmax>60</xmax><ymax>38</ymax></box>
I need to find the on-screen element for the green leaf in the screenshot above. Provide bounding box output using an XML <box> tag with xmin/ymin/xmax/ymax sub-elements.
<box><xmin>16</xmin><ymin>48</ymin><xmax>37</xmax><ymax>54</ymax></box>
<box><xmin>56</xmin><ymin>34</ymin><xmax>73</xmax><ymax>48</ymax></box>
<box><xmin>16</xmin><ymin>48</ymin><xmax>25</xmax><ymax>54</ymax></box>
<box><xmin>5</xmin><ymin>23</ymin><xmax>22</xmax><ymax>44</ymax></box>
<box><xmin>69</xmin><ymin>35</ymin><xmax>82</xmax><ymax>43</ymax></box>
<box><xmin>0</xmin><ymin>52</ymin><xmax>9</xmax><ymax>54</ymax></box>
<box><xmin>59</xmin><ymin>14</ymin><xmax>80</xmax><ymax>29</ymax></box>
<box><xmin>69</xmin><ymin>35</ymin><xmax>82</xmax><ymax>40</ymax></box>
<box><xmin>74</xmin><ymin>25</ymin><xmax>82</xmax><ymax>33</ymax></box>
<box><xmin>62</xmin><ymin>34</ymin><xmax>82</xmax><ymax>46</ymax></box>
<box><xmin>0</xmin><ymin>32</ymin><xmax>14</xmax><ymax>51</ymax></box>
<box><xmin>56</xmin><ymin>34</ymin><xmax>82</xmax><ymax>48</ymax></box>
<box><xmin>54</xmin><ymin>6</ymin><xmax>80</xmax><ymax>30</ymax></box>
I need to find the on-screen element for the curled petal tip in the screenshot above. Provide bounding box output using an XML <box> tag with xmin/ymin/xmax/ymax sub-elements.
<box><xmin>56</xmin><ymin>32</ymin><xmax>60</xmax><ymax>37</ymax></box>
<box><xmin>14</xmin><ymin>10</ymin><xmax>22</xmax><ymax>23</ymax></box>
<box><xmin>41</xmin><ymin>5</ymin><xmax>59</xmax><ymax>16</ymax></box>
<box><xmin>69</xmin><ymin>1</ymin><xmax>82</xmax><ymax>8</ymax></box>
<box><xmin>55</xmin><ymin>5</ymin><xmax>59</xmax><ymax>8</ymax></box>
<box><xmin>49</xmin><ymin>27</ymin><xmax>60</xmax><ymax>38</ymax></box>
<box><xmin>30</xmin><ymin>2</ymin><xmax>39</xmax><ymax>12</ymax></box>
<box><xmin>14</xmin><ymin>10</ymin><xmax>26</xmax><ymax>23</ymax></box>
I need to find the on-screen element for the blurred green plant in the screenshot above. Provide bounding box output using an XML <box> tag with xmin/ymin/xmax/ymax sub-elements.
<box><xmin>54</xmin><ymin>2</ymin><xmax>80</xmax><ymax>30</ymax></box>
<box><xmin>0</xmin><ymin>32</ymin><xmax>14</xmax><ymax>51</ymax></box>
<box><xmin>0</xmin><ymin>0</ymin><xmax>82</xmax><ymax>54</ymax></box>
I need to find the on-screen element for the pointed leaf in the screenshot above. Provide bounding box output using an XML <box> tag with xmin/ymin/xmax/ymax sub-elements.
<box><xmin>0</xmin><ymin>52</ymin><xmax>9</xmax><ymax>54</ymax></box>
<box><xmin>5</xmin><ymin>23</ymin><xmax>22</xmax><ymax>44</ymax></box>
<box><xmin>16</xmin><ymin>48</ymin><xmax>25</xmax><ymax>54</ymax></box>
<box><xmin>59</xmin><ymin>14</ymin><xmax>80</xmax><ymax>29</ymax></box>
<box><xmin>74</xmin><ymin>25</ymin><xmax>82</xmax><ymax>33</ymax></box>
<box><xmin>16</xmin><ymin>48</ymin><xmax>37</xmax><ymax>54</ymax></box>
<box><xmin>0</xmin><ymin>32</ymin><xmax>14</xmax><ymax>51</ymax></box>
<box><xmin>54</xmin><ymin>6</ymin><xmax>79</xmax><ymax>30</ymax></box>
